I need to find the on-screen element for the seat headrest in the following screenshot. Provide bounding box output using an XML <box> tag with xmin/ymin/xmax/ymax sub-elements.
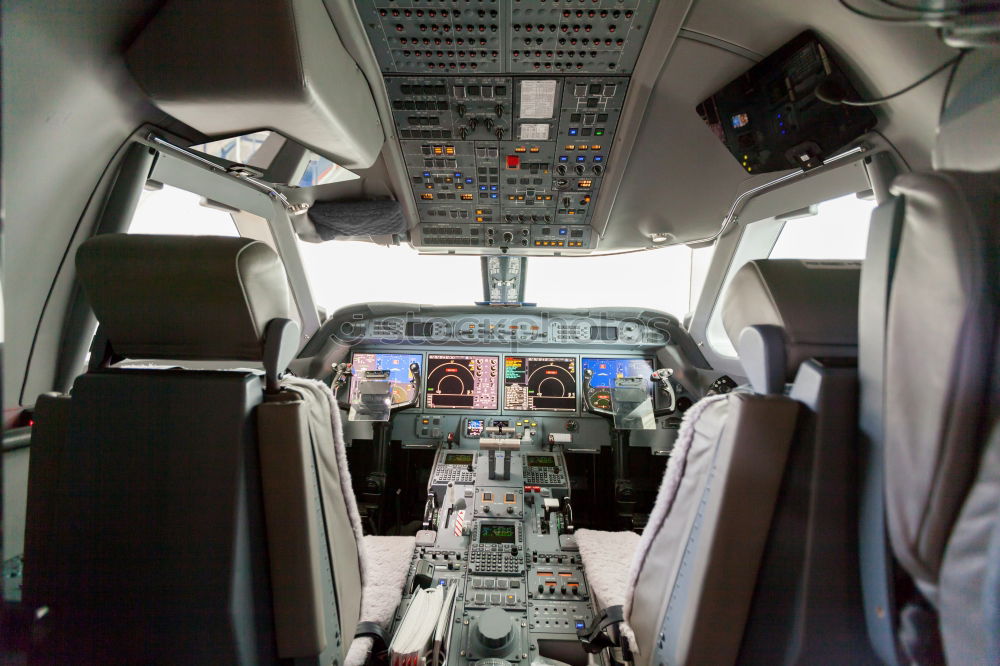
<box><xmin>77</xmin><ymin>234</ymin><xmax>298</xmax><ymax>362</ymax></box>
<box><xmin>722</xmin><ymin>260</ymin><xmax>860</xmax><ymax>392</ymax></box>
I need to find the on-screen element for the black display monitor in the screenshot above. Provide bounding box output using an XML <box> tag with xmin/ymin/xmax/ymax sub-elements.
<box><xmin>426</xmin><ymin>354</ymin><xmax>500</xmax><ymax>410</ymax></box>
<box><xmin>479</xmin><ymin>523</ymin><xmax>516</xmax><ymax>544</ymax></box>
<box><xmin>697</xmin><ymin>31</ymin><xmax>876</xmax><ymax>173</ymax></box>
<box><xmin>503</xmin><ymin>356</ymin><xmax>577</xmax><ymax>412</ymax></box>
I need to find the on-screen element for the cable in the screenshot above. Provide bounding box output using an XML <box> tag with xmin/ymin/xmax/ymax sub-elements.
<box><xmin>938</xmin><ymin>49</ymin><xmax>969</xmax><ymax>121</ymax></box>
<box><xmin>815</xmin><ymin>53</ymin><xmax>963</xmax><ymax>106</ymax></box>
<box><xmin>876</xmin><ymin>0</ymin><xmax>1000</xmax><ymax>14</ymax></box>
<box><xmin>837</xmin><ymin>0</ymin><xmax>939</xmax><ymax>22</ymax></box>
<box><xmin>840</xmin><ymin>0</ymin><xmax>1000</xmax><ymax>21</ymax></box>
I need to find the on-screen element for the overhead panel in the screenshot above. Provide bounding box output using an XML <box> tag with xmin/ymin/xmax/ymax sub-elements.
<box><xmin>355</xmin><ymin>0</ymin><xmax>659</xmax><ymax>252</ymax></box>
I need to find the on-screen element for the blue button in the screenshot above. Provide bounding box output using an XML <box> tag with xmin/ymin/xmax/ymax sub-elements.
<box><xmin>593</xmin><ymin>156</ymin><xmax>603</xmax><ymax>162</ymax></box>
<box><xmin>490</xmin><ymin>193</ymin><xmax>498</xmax><ymax>198</ymax></box>
<box><xmin>575</xmin><ymin>621</ymin><xmax>586</xmax><ymax>630</ymax></box>
<box><xmin>490</xmin><ymin>185</ymin><xmax>498</xmax><ymax>191</ymax></box>
<box><xmin>455</xmin><ymin>172</ymin><xmax>462</xmax><ymax>178</ymax></box>
<box><xmin>480</xmin><ymin>185</ymin><xmax>488</xmax><ymax>190</ymax></box>
<box><xmin>465</xmin><ymin>178</ymin><xmax>474</xmax><ymax>184</ymax></box>
<box><xmin>559</xmin><ymin>228</ymin><xmax>567</xmax><ymax>235</ymax></box>
<box><xmin>568</xmin><ymin>128</ymin><xmax>578</xmax><ymax>136</ymax></box>
<box><xmin>559</xmin><ymin>155</ymin><xmax>568</xmax><ymax>162</ymax></box>
<box><xmin>576</xmin><ymin>156</ymin><xmax>586</xmax><ymax>162</ymax></box>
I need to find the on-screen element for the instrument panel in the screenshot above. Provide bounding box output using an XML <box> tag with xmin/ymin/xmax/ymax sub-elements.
<box><xmin>353</xmin><ymin>0</ymin><xmax>662</xmax><ymax>252</ymax></box>
<box><xmin>349</xmin><ymin>350</ymin><xmax>669</xmax><ymax>417</ymax></box>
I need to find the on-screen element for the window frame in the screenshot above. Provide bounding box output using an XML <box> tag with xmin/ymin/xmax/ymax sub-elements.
<box><xmin>686</xmin><ymin>158</ymin><xmax>877</xmax><ymax>378</ymax></box>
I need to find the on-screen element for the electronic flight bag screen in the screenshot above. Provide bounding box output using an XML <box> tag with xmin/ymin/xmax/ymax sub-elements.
<box><xmin>479</xmin><ymin>523</ymin><xmax>516</xmax><ymax>544</ymax></box>
<box><xmin>503</xmin><ymin>356</ymin><xmax>577</xmax><ymax>412</ymax></box>
<box><xmin>349</xmin><ymin>353</ymin><xmax>423</xmax><ymax>405</ymax></box>
<box><xmin>425</xmin><ymin>354</ymin><xmax>500</xmax><ymax>410</ymax></box>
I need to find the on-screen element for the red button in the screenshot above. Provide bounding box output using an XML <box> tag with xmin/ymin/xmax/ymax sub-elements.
<box><xmin>506</xmin><ymin>155</ymin><xmax>520</xmax><ymax>169</ymax></box>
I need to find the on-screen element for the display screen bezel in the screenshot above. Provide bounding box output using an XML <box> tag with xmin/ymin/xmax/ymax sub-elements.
<box><xmin>502</xmin><ymin>355</ymin><xmax>578</xmax><ymax>413</ymax></box>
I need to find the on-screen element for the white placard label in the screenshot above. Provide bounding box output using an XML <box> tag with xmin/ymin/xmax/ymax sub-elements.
<box><xmin>519</xmin><ymin>80</ymin><xmax>557</xmax><ymax>118</ymax></box>
<box><xmin>519</xmin><ymin>123</ymin><xmax>550</xmax><ymax>141</ymax></box>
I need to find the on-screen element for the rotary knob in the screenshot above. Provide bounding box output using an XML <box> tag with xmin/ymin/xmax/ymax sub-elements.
<box><xmin>475</xmin><ymin>608</ymin><xmax>514</xmax><ymax>651</ymax></box>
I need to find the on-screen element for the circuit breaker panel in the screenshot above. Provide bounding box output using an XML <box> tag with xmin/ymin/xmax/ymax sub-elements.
<box><xmin>355</xmin><ymin>0</ymin><xmax>659</xmax><ymax>251</ymax></box>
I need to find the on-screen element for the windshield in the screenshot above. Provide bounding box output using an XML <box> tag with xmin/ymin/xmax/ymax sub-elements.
<box><xmin>298</xmin><ymin>239</ymin><xmax>713</xmax><ymax>319</ymax></box>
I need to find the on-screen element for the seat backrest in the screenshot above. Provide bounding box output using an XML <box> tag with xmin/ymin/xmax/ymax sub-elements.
<box><xmin>880</xmin><ymin>68</ymin><xmax>1000</xmax><ymax>661</ymax></box>
<box><xmin>22</xmin><ymin>234</ymin><xmax>356</xmax><ymax>664</ymax></box>
<box><xmin>626</xmin><ymin>259</ymin><xmax>863</xmax><ymax>665</ymax></box>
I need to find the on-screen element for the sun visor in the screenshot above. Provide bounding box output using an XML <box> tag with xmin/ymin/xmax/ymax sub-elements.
<box><xmin>303</xmin><ymin>200</ymin><xmax>406</xmax><ymax>241</ymax></box>
<box><xmin>125</xmin><ymin>0</ymin><xmax>383</xmax><ymax>170</ymax></box>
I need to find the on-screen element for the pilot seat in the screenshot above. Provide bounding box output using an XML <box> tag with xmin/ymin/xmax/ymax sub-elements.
<box><xmin>22</xmin><ymin>234</ymin><xmax>413</xmax><ymax>664</ymax></box>
<box><xmin>575</xmin><ymin>259</ymin><xmax>872</xmax><ymax>664</ymax></box>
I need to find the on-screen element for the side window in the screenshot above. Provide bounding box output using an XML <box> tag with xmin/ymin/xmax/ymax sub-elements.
<box><xmin>768</xmin><ymin>194</ymin><xmax>874</xmax><ymax>260</ymax></box>
<box><xmin>129</xmin><ymin>184</ymin><xmax>240</xmax><ymax>237</ymax></box>
<box><xmin>705</xmin><ymin>193</ymin><xmax>875</xmax><ymax>358</ymax></box>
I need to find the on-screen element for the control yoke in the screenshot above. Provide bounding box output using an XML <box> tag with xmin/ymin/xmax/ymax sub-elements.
<box><xmin>333</xmin><ymin>361</ymin><xmax>422</xmax><ymax>532</ymax></box>
<box><xmin>581</xmin><ymin>368</ymin><xmax>676</xmax><ymax>422</ymax></box>
<box><xmin>333</xmin><ymin>362</ymin><xmax>422</xmax><ymax>417</ymax></box>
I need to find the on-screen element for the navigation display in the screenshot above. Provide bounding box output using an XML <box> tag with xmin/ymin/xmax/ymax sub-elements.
<box><xmin>426</xmin><ymin>355</ymin><xmax>499</xmax><ymax>409</ymax></box>
<box><xmin>479</xmin><ymin>523</ymin><xmax>516</xmax><ymax>544</ymax></box>
<box><xmin>503</xmin><ymin>356</ymin><xmax>577</xmax><ymax>412</ymax></box>
<box><xmin>350</xmin><ymin>353</ymin><xmax>422</xmax><ymax>405</ymax></box>
<box><xmin>581</xmin><ymin>357</ymin><xmax>654</xmax><ymax>410</ymax></box>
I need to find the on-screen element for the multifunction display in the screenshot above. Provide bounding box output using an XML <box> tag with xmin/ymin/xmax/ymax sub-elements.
<box><xmin>525</xmin><ymin>455</ymin><xmax>557</xmax><ymax>468</ymax></box>
<box><xmin>479</xmin><ymin>523</ymin><xmax>516</xmax><ymax>544</ymax></box>
<box><xmin>350</xmin><ymin>352</ymin><xmax>423</xmax><ymax>404</ymax></box>
<box><xmin>503</xmin><ymin>356</ymin><xmax>576</xmax><ymax>412</ymax></box>
<box><xmin>444</xmin><ymin>453</ymin><xmax>474</xmax><ymax>466</ymax></box>
<box><xmin>426</xmin><ymin>354</ymin><xmax>500</xmax><ymax>409</ymax></box>
<box><xmin>581</xmin><ymin>357</ymin><xmax>653</xmax><ymax>409</ymax></box>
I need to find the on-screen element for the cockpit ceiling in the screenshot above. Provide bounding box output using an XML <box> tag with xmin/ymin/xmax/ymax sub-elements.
<box><xmin>343</xmin><ymin>0</ymin><xmax>950</xmax><ymax>255</ymax></box>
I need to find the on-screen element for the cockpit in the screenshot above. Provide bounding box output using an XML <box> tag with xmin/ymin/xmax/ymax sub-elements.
<box><xmin>3</xmin><ymin>1</ymin><xmax>999</xmax><ymax>665</ymax></box>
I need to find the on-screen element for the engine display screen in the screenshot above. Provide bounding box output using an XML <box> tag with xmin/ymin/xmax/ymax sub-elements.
<box><xmin>465</xmin><ymin>418</ymin><xmax>485</xmax><ymax>438</ymax></box>
<box><xmin>444</xmin><ymin>453</ymin><xmax>474</xmax><ymax>465</ymax></box>
<box><xmin>526</xmin><ymin>455</ymin><xmax>556</xmax><ymax>468</ymax></box>
<box><xmin>426</xmin><ymin>355</ymin><xmax>499</xmax><ymax>409</ymax></box>
<box><xmin>503</xmin><ymin>356</ymin><xmax>577</xmax><ymax>412</ymax></box>
<box><xmin>350</xmin><ymin>353</ymin><xmax>422</xmax><ymax>405</ymax></box>
<box><xmin>581</xmin><ymin>357</ymin><xmax>654</xmax><ymax>410</ymax></box>
<box><xmin>479</xmin><ymin>523</ymin><xmax>516</xmax><ymax>544</ymax></box>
